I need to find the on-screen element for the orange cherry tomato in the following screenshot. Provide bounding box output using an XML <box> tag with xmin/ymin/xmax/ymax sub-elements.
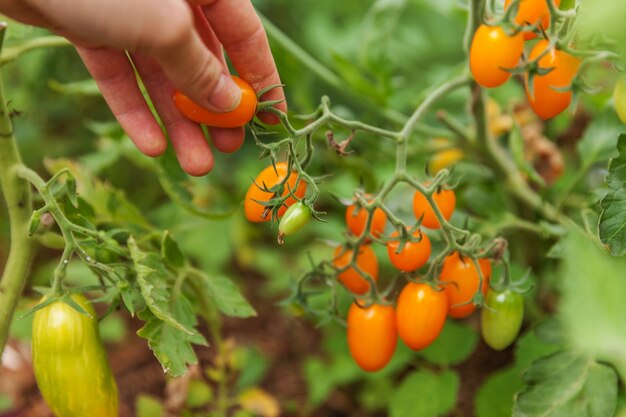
<box><xmin>333</xmin><ymin>245</ymin><xmax>379</xmax><ymax>295</ymax></box>
<box><xmin>525</xmin><ymin>40</ymin><xmax>580</xmax><ymax>120</ymax></box>
<box><xmin>173</xmin><ymin>75</ymin><xmax>257</xmax><ymax>128</ymax></box>
<box><xmin>470</xmin><ymin>24</ymin><xmax>524</xmax><ymax>88</ymax></box>
<box><xmin>440</xmin><ymin>252</ymin><xmax>492</xmax><ymax>319</ymax></box>
<box><xmin>345</xmin><ymin>196</ymin><xmax>387</xmax><ymax>239</ymax></box>
<box><xmin>412</xmin><ymin>186</ymin><xmax>456</xmax><ymax>229</ymax></box>
<box><xmin>395</xmin><ymin>282</ymin><xmax>447</xmax><ymax>350</ymax></box>
<box><xmin>244</xmin><ymin>162</ymin><xmax>306</xmax><ymax>223</ymax></box>
<box><xmin>505</xmin><ymin>0</ymin><xmax>561</xmax><ymax>40</ymax></box>
<box><xmin>347</xmin><ymin>302</ymin><xmax>397</xmax><ymax>372</ymax></box>
<box><xmin>386</xmin><ymin>230</ymin><xmax>431</xmax><ymax>272</ymax></box>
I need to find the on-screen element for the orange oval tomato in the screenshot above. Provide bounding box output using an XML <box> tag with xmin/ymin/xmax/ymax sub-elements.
<box><xmin>345</xmin><ymin>196</ymin><xmax>387</xmax><ymax>239</ymax></box>
<box><xmin>440</xmin><ymin>252</ymin><xmax>492</xmax><ymax>319</ymax></box>
<box><xmin>505</xmin><ymin>0</ymin><xmax>561</xmax><ymax>40</ymax></box>
<box><xmin>173</xmin><ymin>76</ymin><xmax>257</xmax><ymax>128</ymax></box>
<box><xmin>395</xmin><ymin>282</ymin><xmax>447</xmax><ymax>350</ymax></box>
<box><xmin>386</xmin><ymin>230</ymin><xmax>431</xmax><ymax>272</ymax></box>
<box><xmin>347</xmin><ymin>303</ymin><xmax>397</xmax><ymax>372</ymax></box>
<box><xmin>412</xmin><ymin>186</ymin><xmax>456</xmax><ymax>229</ymax></box>
<box><xmin>244</xmin><ymin>162</ymin><xmax>307</xmax><ymax>223</ymax></box>
<box><xmin>333</xmin><ymin>245</ymin><xmax>379</xmax><ymax>295</ymax></box>
<box><xmin>525</xmin><ymin>40</ymin><xmax>580</xmax><ymax>120</ymax></box>
<box><xmin>469</xmin><ymin>24</ymin><xmax>524</xmax><ymax>88</ymax></box>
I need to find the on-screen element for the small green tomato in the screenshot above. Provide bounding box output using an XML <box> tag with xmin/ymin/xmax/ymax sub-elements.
<box><xmin>277</xmin><ymin>201</ymin><xmax>311</xmax><ymax>244</ymax></box>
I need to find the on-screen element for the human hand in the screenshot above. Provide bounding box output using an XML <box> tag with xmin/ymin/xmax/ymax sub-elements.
<box><xmin>0</xmin><ymin>0</ymin><xmax>286</xmax><ymax>175</ymax></box>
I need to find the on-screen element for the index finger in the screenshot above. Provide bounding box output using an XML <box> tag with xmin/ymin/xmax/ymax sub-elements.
<box><xmin>199</xmin><ymin>0</ymin><xmax>287</xmax><ymax>122</ymax></box>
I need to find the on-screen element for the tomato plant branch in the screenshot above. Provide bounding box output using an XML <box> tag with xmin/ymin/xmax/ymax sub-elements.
<box><xmin>0</xmin><ymin>23</ymin><xmax>35</xmax><ymax>356</ymax></box>
<box><xmin>259</xmin><ymin>12</ymin><xmax>454</xmax><ymax>138</ymax></box>
<box><xmin>0</xmin><ymin>35</ymin><xmax>71</xmax><ymax>67</ymax></box>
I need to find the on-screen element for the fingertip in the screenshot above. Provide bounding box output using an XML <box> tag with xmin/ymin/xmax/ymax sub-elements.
<box><xmin>138</xmin><ymin>138</ymin><xmax>168</xmax><ymax>157</ymax></box>
<box><xmin>181</xmin><ymin>150</ymin><xmax>215</xmax><ymax>176</ymax></box>
<box><xmin>210</xmin><ymin>126</ymin><xmax>245</xmax><ymax>153</ymax></box>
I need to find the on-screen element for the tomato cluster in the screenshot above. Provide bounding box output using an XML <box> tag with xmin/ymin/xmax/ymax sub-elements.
<box><xmin>469</xmin><ymin>0</ymin><xmax>580</xmax><ymax>120</ymax></box>
<box><xmin>244</xmin><ymin>165</ymin><xmax>523</xmax><ymax>371</ymax></box>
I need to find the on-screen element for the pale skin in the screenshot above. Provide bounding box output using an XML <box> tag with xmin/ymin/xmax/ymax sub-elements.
<box><xmin>0</xmin><ymin>0</ymin><xmax>287</xmax><ymax>176</ymax></box>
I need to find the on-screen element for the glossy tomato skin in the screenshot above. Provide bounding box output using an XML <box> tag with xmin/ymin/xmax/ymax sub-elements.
<box><xmin>396</xmin><ymin>283</ymin><xmax>447</xmax><ymax>350</ymax></box>
<box><xmin>505</xmin><ymin>0</ymin><xmax>561</xmax><ymax>40</ymax></box>
<box><xmin>333</xmin><ymin>245</ymin><xmax>379</xmax><ymax>295</ymax></box>
<box><xmin>244</xmin><ymin>162</ymin><xmax>307</xmax><ymax>223</ymax></box>
<box><xmin>525</xmin><ymin>40</ymin><xmax>580</xmax><ymax>120</ymax></box>
<box><xmin>347</xmin><ymin>303</ymin><xmax>397</xmax><ymax>372</ymax></box>
<box><xmin>470</xmin><ymin>25</ymin><xmax>524</xmax><ymax>88</ymax></box>
<box><xmin>412</xmin><ymin>187</ymin><xmax>456</xmax><ymax>229</ymax></box>
<box><xmin>440</xmin><ymin>253</ymin><xmax>492</xmax><ymax>318</ymax></box>
<box><xmin>613</xmin><ymin>77</ymin><xmax>626</xmax><ymax>124</ymax></box>
<box><xmin>386</xmin><ymin>230</ymin><xmax>431</xmax><ymax>272</ymax></box>
<box><xmin>345</xmin><ymin>197</ymin><xmax>387</xmax><ymax>239</ymax></box>
<box><xmin>481</xmin><ymin>289</ymin><xmax>524</xmax><ymax>350</ymax></box>
<box><xmin>32</xmin><ymin>294</ymin><xmax>118</xmax><ymax>417</ymax></box>
<box><xmin>173</xmin><ymin>76</ymin><xmax>257</xmax><ymax>128</ymax></box>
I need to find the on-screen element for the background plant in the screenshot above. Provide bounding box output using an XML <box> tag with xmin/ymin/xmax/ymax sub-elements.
<box><xmin>1</xmin><ymin>0</ymin><xmax>626</xmax><ymax>416</ymax></box>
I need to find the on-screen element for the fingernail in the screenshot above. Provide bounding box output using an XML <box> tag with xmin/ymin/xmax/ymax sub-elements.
<box><xmin>209</xmin><ymin>74</ymin><xmax>241</xmax><ymax>111</ymax></box>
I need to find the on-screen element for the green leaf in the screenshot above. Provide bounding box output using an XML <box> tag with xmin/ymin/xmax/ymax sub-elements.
<box><xmin>418</xmin><ymin>320</ymin><xmax>478</xmax><ymax>366</ymax></box>
<box><xmin>234</xmin><ymin>347</ymin><xmax>270</xmax><ymax>391</ymax></box>
<box><xmin>196</xmin><ymin>272</ymin><xmax>256</xmax><ymax>318</ymax></box>
<box><xmin>476</xmin><ymin>367</ymin><xmax>523</xmax><ymax>417</ymax></box>
<box><xmin>599</xmin><ymin>134</ymin><xmax>626</xmax><ymax>255</ymax></box>
<box><xmin>304</xmin><ymin>332</ymin><xmax>363</xmax><ymax>407</ymax></box>
<box><xmin>135</xmin><ymin>394</ymin><xmax>163</xmax><ymax>417</ymax></box>
<box><xmin>137</xmin><ymin>302</ymin><xmax>206</xmax><ymax>377</ymax></box>
<box><xmin>559</xmin><ymin>230</ymin><xmax>626</xmax><ymax>377</ymax></box>
<box><xmin>129</xmin><ymin>237</ymin><xmax>195</xmax><ymax>335</ymax></box>
<box><xmin>513</xmin><ymin>351</ymin><xmax>617</xmax><ymax>417</ymax></box>
<box><xmin>161</xmin><ymin>231</ymin><xmax>184</xmax><ymax>268</ymax></box>
<box><xmin>577</xmin><ymin>114</ymin><xmax>622</xmax><ymax>167</ymax></box>
<box><xmin>0</xmin><ymin>394</ymin><xmax>12</xmax><ymax>412</ymax></box>
<box><xmin>27</xmin><ymin>210</ymin><xmax>41</xmax><ymax>237</ymax></box>
<box><xmin>157</xmin><ymin>149</ymin><xmax>239</xmax><ymax>220</ymax></box>
<box><xmin>389</xmin><ymin>369</ymin><xmax>459</xmax><ymax>417</ymax></box>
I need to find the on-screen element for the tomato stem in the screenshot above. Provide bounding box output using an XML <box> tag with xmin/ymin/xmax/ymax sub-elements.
<box><xmin>0</xmin><ymin>23</ymin><xmax>36</xmax><ymax>356</ymax></box>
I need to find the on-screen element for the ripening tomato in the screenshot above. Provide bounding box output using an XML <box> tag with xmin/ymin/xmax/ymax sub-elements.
<box><xmin>345</xmin><ymin>196</ymin><xmax>387</xmax><ymax>239</ymax></box>
<box><xmin>440</xmin><ymin>252</ymin><xmax>492</xmax><ymax>318</ymax></box>
<box><xmin>32</xmin><ymin>294</ymin><xmax>118</xmax><ymax>417</ymax></box>
<box><xmin>412</xmin><ymin>186</ymin><xmax>456</xmax><ymax>229</ymax></box>
<box><xmin>470</xmin><ymin>25</ymin><xmax>524</xmax><ymax>88</ymax></box>
<box><xmin>613</xmin><ymin>76</ymin><xmax>626</xmax><ymax>124</ymax></box>
<box><xmin>481</xmin><ymin>289</ymin><xmax>524</xmax><ymax>350</ymax></box>
<box><xmin>525</xmin><ymin>40</ymin><xmax>580</xmax><ymax>120</ymax></box>
<box><xmin>395</xmin><ymin>282</ymin><xmax>448</xmax><ymax>350</ymax></box>
<box><xmin>386</xmin><ymin>230</ymin><xmax>431</xmax><ymax>272</ymax></box>
<box><xmin>429</xmin><ymin>148</ymin><xmax>463</xmax><ymax>175</ymax></box>
<box><xmin>505</xmin><ymin>0</ymin><xmax>561</xmax><ymax>40</ymax></box>
<box><xmin>244</xmin><ymin>162</ymin><xmax>307</xmax><ymax>223</ymax></box>
<box><xmin>278</xmin><ymin>201</ymin><xmax>311</xmax><ymax>244</ymax></box>
<box><xmin>333</xmin><ymin>245</ymin><xmax>379</xmax><ymax>295</ymax></box>
<box><xmin>347</xmin><ymin>303</ymin><xmax>397</xmax><ymax>372</ymax></box>
<box><xmin>173</xmin><ymin>75</ymin><xmax>257</xmax><ymax>128</ymax></box>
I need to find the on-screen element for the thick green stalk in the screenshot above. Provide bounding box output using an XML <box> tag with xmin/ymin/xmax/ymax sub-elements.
<box><xmin>0</xmin><ymin>23</ymin><xmax>35</xmax><ymax>356</ymax></box>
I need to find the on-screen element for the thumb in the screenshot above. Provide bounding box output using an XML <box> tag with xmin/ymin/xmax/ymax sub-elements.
<box><xmin>144</xmin><ymin>9</ymin><xmax>241</xmax><ymax>112</ymax></box>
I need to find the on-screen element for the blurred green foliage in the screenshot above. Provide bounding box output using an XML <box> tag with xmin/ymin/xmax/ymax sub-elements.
<box><xmin>1</xmin><ymin>0</ymin><xmax>626</xmax><ymax>416</ymax></box>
